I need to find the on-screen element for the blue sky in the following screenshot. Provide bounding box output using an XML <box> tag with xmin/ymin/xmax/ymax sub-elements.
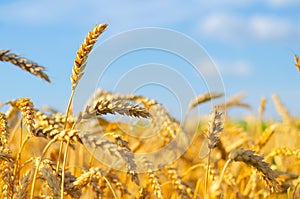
<box><xmin>0</xmin><ymin>0</ymin><xmax>300</xmax><ymax>119</ymax></box>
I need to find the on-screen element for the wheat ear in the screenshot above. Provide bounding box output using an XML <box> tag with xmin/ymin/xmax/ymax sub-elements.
<box><xmin>92</xmin><ymin>100</ymin><xmax>151</xmax><ymax>118</ymax></box>
<box><xmin>229</xmin><ymin>148</ymin><xmax>282</xmax><ymax>193</ymax></box>
<box><xmin>265</xmin><ymin>147</ymin><xmax>300</xmax><ymax>160</ymax></box>
<box><xmin>71</xmin><ymin>24</ymin><xmax>108</xmax><ymax>89</ymax></box>
<box><xmin>0</xmin><ymin>112</ymin><xmax>9</xmax><ymax>146</ymax></box>
<box><xmin>188</xmin><ymin>92</ymin><xmax>223</xmax><ymax>110</ymax></box>
<box><xmin>14</xmin><ymin>98</ymin><xmax>35</xmax><ymax>133</ymax></box>
<box><xmin>258</xmin><ymin>97</ymin><xmax>267</xmax><ymax>117</ymax></box>
<box><xmin>272</xmin><ymin>94</ymin><xmax>292</xmax><ymax>125</ymax></box>
<box><xmin>294</xmin><ymin>54</ymin><xmax>300</xmax><ymax>72</ymax></box>
<box><xmin>0</xmin><ymin>49</ymin><xmax>50</xmax><ymax>82</ymax></box>
<box><xmin>225</xmin><ymin>93</ymin><xmax>251</xmax><ymax>109</ymax></box>
<box><xmin>205</xmin><ymin>107</ymin><xmax>224</xmax><ymax>193</ymax></box>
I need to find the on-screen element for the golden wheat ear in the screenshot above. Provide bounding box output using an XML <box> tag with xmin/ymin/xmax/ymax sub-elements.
<box><xmin>71</xmin><ymin>24</ymin><xmax>108</xmax><ymax>90</ymax></box>
<box><xmin>188</xmin><ymin>92</ymin><xmax>223</xmax><ymax>110</ymax></box>
<box><xmin>0</xmin><ymin>49</ymin><xmax>50</xmax><ymax>82</ymax></box>
<box><xmin>294</xmin><ymin>54</ymin><xmax>300</xmax><ymax>72</ymax></box>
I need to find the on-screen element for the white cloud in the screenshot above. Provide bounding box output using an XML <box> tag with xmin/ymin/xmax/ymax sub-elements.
<box><xmin>249</xmin><ymin>15</ymin><xmax>292</xmax><ymax>40</ymax></box>
<box><xmin>0</xmin><ymin>0</ymin><xmax>79</xmax><ymax>25</ymax></box>
<box><xmin>196</xmin><ymin>59</ymin><xmax>252</xmax><ymax>78</ymax></box>
<box><xmin>198</xmin><ymin>12</ymin><xmax>296</xmax><ymax>42</ymax></box>
<box><xmin>0</xmin><ymin>0</ymin><xmax>195</xmax><ymax>28</ymax></box>
<box><xmin>267</xmin><ymin>0</ymin><xmax>300</xmax><ymax>7</ymax></box>
<box><xmin>217</xmin><ymin>60</ymin><xmax>253</xmax><ymax>76</ymax></box>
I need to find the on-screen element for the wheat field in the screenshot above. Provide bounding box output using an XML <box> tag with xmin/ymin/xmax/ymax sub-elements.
<box><xmin>0</xmin><ymin>24</ymin><xmax>300</xmax><ymax>199</ymax></box>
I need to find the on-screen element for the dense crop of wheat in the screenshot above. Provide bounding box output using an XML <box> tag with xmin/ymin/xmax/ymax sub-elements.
<box><xmin>0</xmin><ymin>24</ymin><xmax>300</xmax><ymax>199</ymax></box>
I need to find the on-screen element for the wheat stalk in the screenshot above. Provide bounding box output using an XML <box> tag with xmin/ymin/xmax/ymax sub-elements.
<box><xmin>0</xmin><ymin>49</ymin><xmax>50</xmax><ymax>82</ymax></box>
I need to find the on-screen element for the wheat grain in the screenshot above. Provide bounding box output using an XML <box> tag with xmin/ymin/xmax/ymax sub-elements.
<box><xmin>0</xmin><ymin>49</ymin><xmax>50</xmax><ymax>82</ymax></box>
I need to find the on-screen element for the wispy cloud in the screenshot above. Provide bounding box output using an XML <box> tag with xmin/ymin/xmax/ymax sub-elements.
<box><xmin>198</xmin><ymin>12</ymin><xmax>298</xmax><ymax>42</ymax></box>
<box><xmin>266</xmin><ymin>0</ymin><xmax>300</xmax><ymax>7</ymax></box>
<box><xmin>217</xmin><ymin>60</ymin><xmax>253</xmax><ymax>76</ymax></box>
<box><xmin>196</xmin><ymin>59</ymin><xmax>252</xmax><ymax>78</ymax></box>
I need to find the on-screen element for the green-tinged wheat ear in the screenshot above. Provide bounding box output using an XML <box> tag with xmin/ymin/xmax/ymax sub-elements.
<box><xmin>188</xmin><ymin>92</ymin><xmax>223</xmax><ymax>110</ymax></box>
<box><xmin>229</xmin><ymin>148</ymin><xmax>282</xmax><ymax>193</ymax></box>
<box><xmin>0</xmin><ymin>49</ymin><xmax>50</xmax><ymax>82</ymax></box>
<box><xmin>71</xmin><ymin>24</ymin><xmax>108</xmax><ymax>89</ymax></box>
